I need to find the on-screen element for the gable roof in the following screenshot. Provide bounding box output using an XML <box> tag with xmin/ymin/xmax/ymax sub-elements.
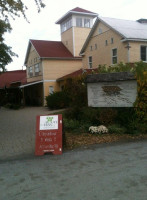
<box><xmin>80</xmin><ymin>16</ymin><xmax>147</xmax><ymax>54</ymax></box>
<box><xmin>56</xmin><ymin>7</ymin><xmax>98</xmax><ymax>24</ymax></box>
<box><xmin>24</xmin><ymin>40</ymin><xmax>81</xmax><ymax>65</ymax></box>
<box><xmin>99</xmin><ymin>17</ymin><xmax>147</xmax><ymax>40</ymax></box>
<box><xmin>0</xmin><ymin>70</ymin><xmax>27</xmax><ymax>88</ymax></box>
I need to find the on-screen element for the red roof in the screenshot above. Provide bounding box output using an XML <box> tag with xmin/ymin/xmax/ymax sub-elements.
<box><xmin>30</xmin><ymin>40</ymin><xmax>78</xmax><ymax>59</ymax></box>
<box><xmin>57</xmin><ymin>68</ymin><xmax>98</xmax><ymax>81</ymax></box>
<box><xmin>71</xmin><ymin>7</ymin><xmax>97</xmax><ymax>14</ymax></box>
<box><xmin>0</xmin><ymin>70</ymin><xmax>27</xmax><ymax>88</ymax></box>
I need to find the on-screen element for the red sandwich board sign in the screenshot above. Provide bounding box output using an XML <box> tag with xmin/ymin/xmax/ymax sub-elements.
<box><xmin>35</xmin><ymin>114</ymin><xmax>62</xmax><ymax>155</ymax></box>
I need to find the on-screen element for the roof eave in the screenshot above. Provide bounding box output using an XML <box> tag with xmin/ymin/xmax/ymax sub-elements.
<box><xmin>80</xmin><ymin>17</ymin><xmax>127</xmax><ymax>55</ymax></box>
<box><xmin>24</xmin><ymin>40</ymin><xmax>41</xmax><ymax>65</ymax></box>
<box><xmin>56</xmin><ymin>10</ymin><xmax>97</xmax><ymax>24</ymax></box>
<box><xmin>121</xmin><ymin>38</ymin><xmax>147</xmax><ymax>42</ymax></box>
<box><xmin>40</xmin><ymin>57</ymin><xmax>82</xmax><ymax>60</ymax></box>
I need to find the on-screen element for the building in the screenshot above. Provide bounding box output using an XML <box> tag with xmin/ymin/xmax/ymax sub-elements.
<box><xmin>0</xmin><ymin>70</ymin><xmax>26</xmax><ymax>105</ymax></box>
<box><xmin>22</xmin><ymin>7</ymin><xmax>97</xmax><ymax>106</ymax></box>
<box><xmin>22</xmin><ymin>8</ymin><xmax>147</xmax><ymax>106</ymax></box>
<box><xmin>80</xmin><ymin>17</ymin><xmax>147</xmax><ymax>68</ymax></box>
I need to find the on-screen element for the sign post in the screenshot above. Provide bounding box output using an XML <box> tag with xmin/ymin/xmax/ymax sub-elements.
<box><xmin>35</xmin><ymin>114</ymin><xmax>62</xmax><ymax>155</ymax></box>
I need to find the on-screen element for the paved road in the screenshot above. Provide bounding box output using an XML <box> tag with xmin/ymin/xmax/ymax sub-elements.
<box><xmin>0</xmin><ymin>141</ymin><xmax>147</xmax><ymax>200</ymax></box>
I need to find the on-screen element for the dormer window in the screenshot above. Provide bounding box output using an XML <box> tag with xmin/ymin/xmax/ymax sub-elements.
<box><xmin>76</xmin><ymin>17</ymin><xmax>82</xmax><ymax>27</ymax></box>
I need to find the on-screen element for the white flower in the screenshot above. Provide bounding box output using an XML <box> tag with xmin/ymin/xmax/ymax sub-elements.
<box><xmin>89</xmin><ymin>125</ymin><xmax>108</xmax><ymax>134</ymax></box>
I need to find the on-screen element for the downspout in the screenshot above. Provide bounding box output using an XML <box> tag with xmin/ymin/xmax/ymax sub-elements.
<box><xmin>72</xmin><ymin>26</ymin><xmax>75</xmax><ymax>57</ymax></box>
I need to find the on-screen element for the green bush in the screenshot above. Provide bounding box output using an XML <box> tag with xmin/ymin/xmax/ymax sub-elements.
<box><xmin>64</xmin><ymin>75</ymin><xmax>87</xmax><ymax>108</ymax></box>
<box><xmin>46</xmin><ymin>91</ymin><xmax>70</xmax><ymax>109</ymax></box>
<box><xmin>108</xmin><ymin>124</ymin><xmax>127</xmax><ymax>134</ymax></box>
<box><xmin>98</xmin><ymin>108</ymin><xmax>118</xmax><ymax>125</ymax></box>
<box><xmin>63</xmin><ymin>118</ymin><xmax>91</xmax><ymax>133</ymax></box>
<box><xmin>127</xmin><ymin>119</ymin><xmax>147</xmax><ymax>134</ymax></box>
<box><xmin>4</xmin><ymin>103</ymin><xmax>21</xmax><ymax>110</ymax></box>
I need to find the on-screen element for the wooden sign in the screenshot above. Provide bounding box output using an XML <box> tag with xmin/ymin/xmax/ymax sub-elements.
<box><xmin>86</xmin><ymin>72</ymin><xmax>137</xmax><ymax>107</ymax></box>
<box><xmin>35</xmin><ymin>114</ymin><xmax>62</xmax><ymax>155</ymax></box>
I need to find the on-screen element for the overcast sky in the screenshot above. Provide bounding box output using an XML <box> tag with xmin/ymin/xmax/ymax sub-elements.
<box><xmin>4</xmin><ymin>0</ymin><xmax>147</xmax><ymax>71</ymax></box>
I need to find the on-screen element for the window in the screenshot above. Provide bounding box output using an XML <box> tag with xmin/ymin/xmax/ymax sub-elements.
<box><xmin>29</xmin><ymin>66</ymin><xmax>33</xmax><ymax>77</ymax></box>
<box><xmin>35</xmin><ymin>63</ymin><xmax>40</xmax><ymax>75</ymax></box>
<box><xmin>105</xmin><ymin>40</ymin><xmax>108</xmax><ymax>46</ymax></box>
<box><xmin>88</xmin><ymin>56</ymin><xmax>92</xmax><ymax>68</ymax></box>
<box><xmin>95</xmin><ymin>44</ymin><xmax>97</xmax><ymax>50</ymax></box>
<box><xmin>76</xmin><ymin>18</ymin><xmax>82</xmax><ymax>27</ymax></box>
<box><xmin>84</xmin><ymin>18</ymin><xmax>90</xmax><ymax>28</ymax></box>
<box><xmin>61</xmin><ymin>18</ymin><xmax>72</xmax><ymax>33</ymax></box>
<box><xmin>90</xmin><ymin>46</ymin><xmax>93</xmax><ymax>51</ymax></box>
<box><xmin>49</xmin><ymin>86</ymin><xmax>54</xmax><ymax>94</ymax></box>
<box><xmin>141</xmin><ymin>46</ymin><xmax>147</xmax><ymax>61</ymax></box>
<box><xmin>112</xmin><ymin>48</ymin><xmax>117</xmax><ymax>64</ymax></box>
<box><xmin>27</xmin><ymin>67</ymin><xmax>30</xmax><ymax>76</ymax></box>
<box><xmin>111</xmin><ymin>38</ymin><xmax>114</xmax><ymax>44</ymax></box>
<box><xmin>98</xmin><ymin>28</ymin><xmax>102</xmax><ymax>34</ymax></box>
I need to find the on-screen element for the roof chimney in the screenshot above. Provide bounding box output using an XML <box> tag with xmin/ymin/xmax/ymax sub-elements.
<box><xmin>137</xmin><ymin>18</ymin><xmax>147</xmax><ymax>24</ymax></box>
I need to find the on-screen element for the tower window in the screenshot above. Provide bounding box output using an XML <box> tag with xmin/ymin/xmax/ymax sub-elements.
<box><xmin>76</xmin><ymin>18</ymin><xmax>82</xmax><ymax>27</ymax></box>
<box><xmin>84</xmin><ymin>18</ymin><xmax>90</xmax><ymax>28</ymax></box>
<box><xmin>61</xmin><ymin>18</ymin><xmax>72</xmax><ymax>33</ymax></box>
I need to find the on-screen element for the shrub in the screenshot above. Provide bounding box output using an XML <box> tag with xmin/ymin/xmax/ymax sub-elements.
<box><xmin>63</xmin><ymin>118</ymin><xmax>91</xmax><ymax>133</ymax></box>
<box><xmin>4</xmin><ymin>103</ymin><xmax>21</xmax><ymax>110</ymax></box>
<box><xmin>127</xmin><ymin>119</ymin><xmax>147</xmax><ymax>134</ymax></box>
<box><xmin>108</xmin><ymin>124</ymin><xmax>127</xmax><ymax>134</ymax></box>
<box><xmin>46</xmin><ymin>91</ymin><xmax>70</xmax><ymax>109</ymax></box>
<box><xmin>134</xmin><ymin>62</ymin><xmax>147</xmax><ymax>122</ymax></box>
<box><xmin>64</xmin><ymin>75</ymin><xmax>87</xmax><ymax>108</ymax></box>
<box><xmin>98</xmin><ymin>108</ymin><xmax>117</xmax><ymax>125</ymax></box>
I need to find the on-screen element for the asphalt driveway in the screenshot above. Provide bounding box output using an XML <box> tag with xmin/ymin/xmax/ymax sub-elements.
<box><xmin>0</xmin><ymin>141</ymin><xmax>147</xmax><ymax>200</ymax></box>
<box><xmin>0</xmin><ymin>107</ymin><xmax>147</xmax><ymax>200</ymax></box>
<box><xmin>0</xmin><ymin>107</ymin><xmax>63</xmax><ymax>160</ymax></box>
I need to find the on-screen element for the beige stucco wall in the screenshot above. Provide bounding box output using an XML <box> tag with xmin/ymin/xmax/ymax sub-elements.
<box><xmin>74</xmin><ymin>27</ymin><xmax>91</xmax><ymax>57</ymax></box>
<box><xmin>82</xmin><ymin>21</ymin><xmax>147</xmax><ymax>68</ymax></box>
<box><xmin>42</xmin><ymin>59</ymin><xmax>82</xmax><ymax>80</ymax></box>
<box><xmin>61</xmin><ymin>28</ymin><xmax>74</xmax><ymax>55</ymax></box>
<box><xmin>26</xmin><ymin>45</ymin><xmax>43</xmax><ymax>82</ymax></box>
<box><xmin>61</xmin><ymin>27</ymin><xmax>91</xmax><ymax>57</ymax></box>
<box><xmin>129</xmin><ymin>41</ymin><xmax>147</xmax><ymax>62</ymax></box>
<box><xmin>82</xmin><ymin>21</ymin><xmax>128</xmax><ymax>68</ymax></box>
<box><xmin>42</xmin><ymin>59</ymin><xmax>82</xmax><ymax>105</ymax></box>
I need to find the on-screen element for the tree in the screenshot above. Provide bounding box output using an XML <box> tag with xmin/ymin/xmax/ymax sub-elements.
<box><xmin>0</xmin><ymin>19</ymin><xmax>17</xmax><ymax>72</ymax></box>
<box><xmin>0</xmin><ymin>0</ymin><xmax>45</xmax><ymax>71</ymax></box>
